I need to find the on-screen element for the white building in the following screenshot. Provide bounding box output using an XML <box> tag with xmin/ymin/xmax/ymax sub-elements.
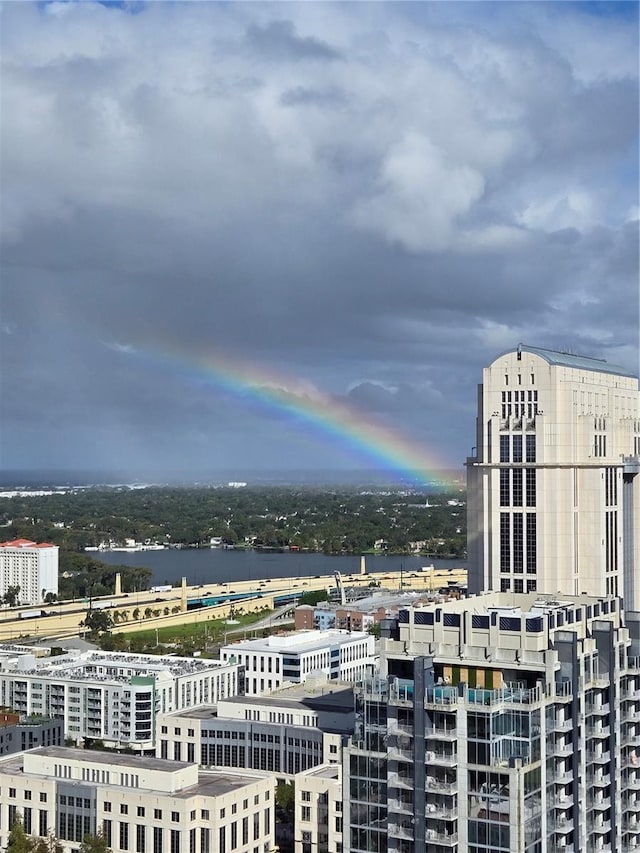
<box><xmin>295</xmin><ymin>763</ymin><xmax>343</xmax><ymax>853</ymax></box>
<box><xmin>0</xmin><ymin>538</ymin><xmax>58</xmax><ymax>604</ymax></box>
<box><xmin>220</xmin><ymin>630</ymin><xmax>376</xmax><ymax>695</ymax></box>
<box><xmin>0</xmin><ymin>650</ymin><xmax>242</xmax><ymax>752</ymax></box>
<box><xmin>0</xmin><ymin>745</ymin><xmax>275</xmax><ymax>853</ymax></box>
<box><xmin>467</xmin><ymin>344</ymin><xmax>640</xmax><ymax>604</ymax></box>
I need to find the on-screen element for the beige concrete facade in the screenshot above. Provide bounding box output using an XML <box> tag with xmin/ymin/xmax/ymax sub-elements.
<box><xmin>295</xmin><ymin>764</ymin><xmax>343</xmax><ymax>853</ymax></box>
<box><xmin>467</xmin><ymin>345</ymin><xmax>640</xmax><ymax>604</ymax></box>
<box><xmin>0</xmin><ymin>746</ymin><xmax>275</xmax><ymax>853</ymax></box>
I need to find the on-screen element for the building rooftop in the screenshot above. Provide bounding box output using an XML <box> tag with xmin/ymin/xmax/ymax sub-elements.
<box><xmin>0</xmin><ymin>650</ymin><xmax>236</xmax><ymax>683</ymax></box>
<box><xmin>496</xmin><ymin>344</ymin><xmax>637</xmax><ymax>379</ymax></box>
<box><xmin>224</xmin><ymin>629</ymin><xmax>370</xmax><ymax>654</ymax></box>
<box><xmin>0</xmin><ymin>539</ymin><xmax>56</xmax><ymax>549</ymax></box>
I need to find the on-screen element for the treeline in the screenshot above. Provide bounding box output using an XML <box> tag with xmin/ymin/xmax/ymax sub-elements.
<box><xmin>0</xmin><ymin>486</ymin><xmax>466</xmax><ymax>557</ymax></box>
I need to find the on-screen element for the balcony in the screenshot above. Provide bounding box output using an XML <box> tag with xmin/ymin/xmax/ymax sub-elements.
<box><xmin>552</xmin><ymin>717</ymin><xmax>573</xmax><ymax>733</ymax></box>
<box><xmin>586</xmin><ymin>703</ymin><xmax>611</xmax><ymax>716</ymax></box>
<box><xmin>550</xmin><ymin>769</ymin><xmax>575</xmax><ymax>786</ymax></box>
<box><xmin>588</xmin><ymin>818</ymin><xmax>612</xmax><ymax>835</ymax></box>
<box><xmin>426</xmin><ymin>778</ymin><xmax>457</xmax><ymax>795</ymax></box>
<box><xmin>555</xmin><ymin>815</ymin><xmax>574</xmax><ymax>833</ymax></box>
<box><xmin>587</xmin><ymin>724</ymin><xmax>610</xmax><ymax>739</ymax></box>
<box><xmin>624</xmin><ymin>819</ymin><xmax>640</xmax><ymax>833</ymax></box>
<box><xmin>425</xmin><ymin>806</ymin><xmax>457</xmax><ymax>821</ymax></box>
<box><xmin>388</xmin><ymin>746</ymin><xmax>414</xmax><ymax>763</ymax></box>
<box><xmin>388</xmin><ymin>798</ymin><xmax>413</xmax><ymax>815</ymax></box>
<box><xmin>589</xmin><ymin>774</ymin><xmax>612</xmax><ymax>788</ymax></box>
<box><xmin>587</xmin><ymin>751</ymin><xmax>611</xmax><ymax>765</ymax></box>
<box><xmin>427</xmin><ymin>751</ymin><xmax>457</xmax><ymax>767</ymax></box>
<box><xmin>388</xmin><ymin>722</ymin><xmax>414</xmax><ymax>737</ymax></box>
<box><xmin>552</xmin><ymin>741</ymin><xmax>574</xmax><ymax>758</ymax></box>
<box><xmin>589</xmin><ymin>795</ymin><xmax>612</xmax><ymax>811</ymax></box>
<box><xmin>425</xmin><ymin>727</ymin><xmax>458</xmax><ymax>741</ymax></box>
<box><xmin>388</xmin><ymin>820</ymin><xmax>414</xmax><ymax>841</ymax></box>
<box><xmin>554</xmin><ymin>681</ymin><xmax>573</xmax><ymax>701</ymax></box>
<box><xmin>425</xmin><ymin>829</ymin><xmax>458</xmax><ymax>847</ymax></box>
<box><xmin>388</xmin><ymin>772</ymin><xmax>413</xmax><ymax>791</ymax></box>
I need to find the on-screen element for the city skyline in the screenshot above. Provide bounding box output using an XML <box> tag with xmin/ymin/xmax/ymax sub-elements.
<box><xmin>2</xmin><ymin>2</ymin><xmax>638</xmax><ymax>480</ymax></box>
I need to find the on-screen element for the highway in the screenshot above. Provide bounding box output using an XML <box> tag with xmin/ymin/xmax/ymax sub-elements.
<box><xmin>0</xmin><ymin>565</ymin><xmax>467</xmax><ymax>643</ymax></box>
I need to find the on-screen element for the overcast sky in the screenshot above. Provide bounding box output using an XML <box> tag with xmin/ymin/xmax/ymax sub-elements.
<box><xmin>1</xmin><ymin>1</ymin><xmax>638</xmax><ymax>483</ymax></box>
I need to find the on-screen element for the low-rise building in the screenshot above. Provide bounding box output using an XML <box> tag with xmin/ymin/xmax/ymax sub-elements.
<box><xmin>220</xmin><ymin>630</ymin><xmax>375</xmax><ymax>695</ymax></box>
<box><xmin>0</xmin><ymin>650</ymin><xmax>243</xmax><ymax>752</ymax></box>
<box><xmin>0</xmin><ymin>745</ymin><xmax>276</xmax><ymax>853</ymax></box>
<box><xmin>156</xmin><ymin>679</ymin><xmax>354</xmax><ymax>780</ymax></box>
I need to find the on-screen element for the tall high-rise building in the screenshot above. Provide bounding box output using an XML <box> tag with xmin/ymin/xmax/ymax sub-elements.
<box><xmin>466</xmin><ymin>345</ymin><xmax>640</xmax><ymax>604</ymax></box>
<box><xmin>344</xmin><ymin>591</ymin><xmax>640</xmax><ymax>853</ymax></box>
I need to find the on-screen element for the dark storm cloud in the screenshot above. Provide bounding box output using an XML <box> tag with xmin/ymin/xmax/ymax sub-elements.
<box><xmin>1</xmin><ymin>1</ymin><xmax>637</xmax><ymax>475</ymax></box>
<box><xmin>245</xmin><ymin>20</ymin><xmax>343</xmax><ymax>62</ymax></box>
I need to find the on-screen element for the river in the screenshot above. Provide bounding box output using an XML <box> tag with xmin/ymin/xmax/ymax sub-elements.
<box><xmin>96</xmin><ymin>548</ymin><xmax>467</xmax><ymax>586</ymax></box>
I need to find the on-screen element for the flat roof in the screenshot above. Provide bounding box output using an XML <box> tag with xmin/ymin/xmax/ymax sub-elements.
<box><xmin>224</xmin><ymin>629</ymin><xmax>370</xmax><ymax>655</ymax></box>
<box><xmin>26</xmin><ymin>745</ymin><xmax>192</xmax><ymax>772</ymax></box>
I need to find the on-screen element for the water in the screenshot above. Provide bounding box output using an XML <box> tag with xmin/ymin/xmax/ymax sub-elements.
<box><xmin>96</xmin><ymin>548</ymin><xmax>466</xmax><ymax>586</ymax></box>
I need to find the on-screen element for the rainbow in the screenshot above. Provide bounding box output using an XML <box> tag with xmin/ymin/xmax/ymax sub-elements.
<box><xmin>127</xmin><ymin>343</ymin><xmax>458</xmax><ymax>486</ymax></box>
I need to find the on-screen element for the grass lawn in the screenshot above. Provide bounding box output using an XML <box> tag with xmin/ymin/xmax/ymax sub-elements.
<box><xmin>121</xmin><ymin>608</ymin><xmax>273</xmax><ymax>645</ymax></box>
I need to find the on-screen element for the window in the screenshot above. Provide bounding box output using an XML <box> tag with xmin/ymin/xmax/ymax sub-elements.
<box><xmin>512</xmin><ymin>513</ymin><xmax>523</xmax><ymax>573</ymax></box>
<box><xmin>137</xmin><ymin>807</ymin><xmax>145</xmax><ymax>818</ymax></box>
<box><xmin>172</xmin><ymin>811</ymin><xmax>180</xmax><ymax>822</ymax></box>
<box><xmin>243</xmin><ymin>817</ymin><xmax>249</xmax><ymax>845</ymax></box>
<box><xmin>512</xmin><ymin>435</ymin><xmax>522</xmax><ymax>463</ymax></box>
<box><xmin>120</xmin><ymin>822</ymin><xmax>130</xmax><ymax>851</ymax></box>
<box><xmin>500</xmin><ymin>578</ymin><xmax>510</xmax><ymax>592</ymax></box>
<box><xmin>514</xmin><ymin>578</ymin><xmax>524</xmax><ymax>593</ymax></box>
<box><xmin>301</xmin><ymin>806</ymin><xmax>311</xmax><ymax>821</ymax></box>
<box><xmin>302</xmin><ymin>791</ymin><xmax>311</xmax><ymax>802</ymax></box>
<box><xmin>104</xmin><ymin>802</ymin><xmax>112</xmax><ymax>812</ymax></box>
<box><xmin>9</xmin><ymin>787</ymin><xmax>16</xmax><ymax>798</ymax></box>
<box><xmin>154</xmin><ymin>809</ymin><xmax>162</xmax><ymax>820</ymax></box>
<box><xmin>526</xmin><ymin>468</ymin><xmax>536</xmax><ymax>507</ymax></box>
<box><xmin>121</xmin><ymin>804</ymin><xmax>129</xmax><ymax>815</ymax></box>
<box><xmin>500</xmin><ymin>469</ymin><xmax>510</xmax><ymax>507</ymax></box>
<box><xmin>136</xmin><ymin>824</ymin><xmax>146</xmax><ymax>853</ymax></box>
<box><xmin>104</xmin><ymin>820</ymin><xmax>113</xmax><ymax>847</ymax></box>
<box><xmin>153</xmin><ymin>827</ymin><xmax>163</xmax><ymax>853</ymax></box>
<box><xmin>500</xmin><ymin>513</ymin><xmax>510</xmax><ymax>574</ymax></box>
<box><xmin>187</xmin><ymin>728</ymin><xmax>195</xmax><ymax>737</ymax></box>
<box><xmin>24</xmin><ymin>791</ymin><xmax>31</xmax><ymax>801</ymax></box>
<box><xmin>201</xmin><ymin>810</ymin><xmax>210</xmax><ymax>820</ymax></box>
<box><xmin>40</xmin><ymin>793</ymin><xmax>47</xmax><ymax>803</ymax></box>
<box><xmin>525</xmin><ymin>435</ymin><xmax>536</xmax><ymax>463</ymax></box>
<box><xmin>161</xmin><ymin>726</ymin><xmax>168</xmax><ymax>734</ymax></box>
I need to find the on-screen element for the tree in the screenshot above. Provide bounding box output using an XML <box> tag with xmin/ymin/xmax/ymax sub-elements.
<box><xmin>32</xmin><ymin>831</ymin><xmax>63</xmax><ymax>853</ymax></box>
<box><xmin>79</xmin><ymin>832</ymin><xmax>112</xmax><ymax>853</ymax></box>
<box><xmin>275</xmin><ymin>781</ymin><xmax>295</xmax><ymax>817</ymax></box>
<box><xmin>6</xmin><ymin>814</ymin><xmax>32</xmax><ymax>853</ymax></box>
<box><xmin>81</xmin><ymin>609</ymin><xmax>113</xmax><ymax>636</ymax></box>
<box><xmin>3</xmin><ymin>585</ymin><xmax>21</xmax><ymax>608</ymax></box>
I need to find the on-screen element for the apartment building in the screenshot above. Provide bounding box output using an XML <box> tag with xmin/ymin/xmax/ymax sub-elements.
<box><xmin>0</xmin><ymin>745</ymin><xmax>275</xmax><ymax>853</ymax></box>
<box><xmin>466</xmin><ymin>345</ymin><xmax>640</xmax><ymax>606</ymax></box>
<box><xmin>295</xmin><ymin>592</ymin><xmax>439</xmax><ymax>633</ymax></box>
<box><xmin>0</xmin><ymin>650</ymin><xmax>242</xmax><ymax>751</ymax></box>
<box><xmin>0</xmin><ymin>539</ymin><xmax>58</xmax><ymax>604</ymax></box>
<box><xmin>295</xmin><ymin>764</ymin><xmax>343</xmax><ymax>853</ymax></box>
<box><xmin>220</xmin><ymin>630</ymin><xmax>375</xmax><ymax>695</ymax></box>
<box><xmin>155</xmin><ymin>680</ymin><xmax>354</xmax><ymax>779</ymax></box>
<box><xmin>344</xmin><ymin>590</ymin><xmax>640</xmax><ymax>853</ymax></box>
